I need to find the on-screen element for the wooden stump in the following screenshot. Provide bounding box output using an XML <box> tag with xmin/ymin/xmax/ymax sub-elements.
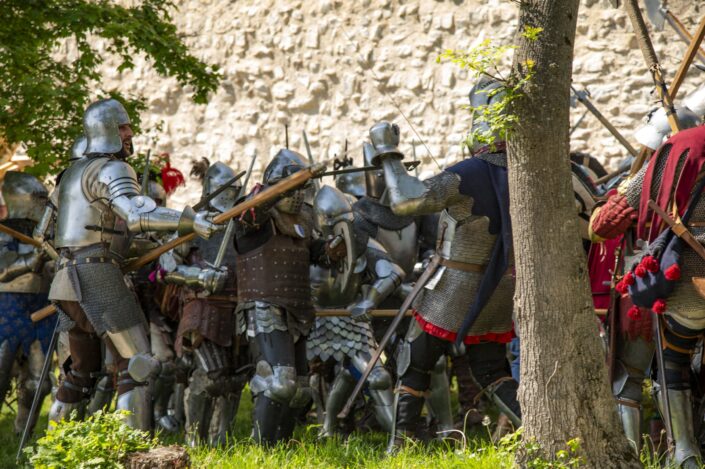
<box><xmin>126</xmin><ymin>445</ymin><xmax>190</xmax><ymax>469</ymax></box>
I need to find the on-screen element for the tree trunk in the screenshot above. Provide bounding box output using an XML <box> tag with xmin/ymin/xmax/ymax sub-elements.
<box><xmin>507</xmin><ymin>1</ymin><xmax>639</xmax><ymax>467</ymax></box>
<box><xmin>125</xmin><ymin>445</ymin><xmax>190</xmax><ymax>469</ymax></box>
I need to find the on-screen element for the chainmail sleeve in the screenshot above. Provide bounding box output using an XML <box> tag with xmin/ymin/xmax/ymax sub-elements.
<box><xmin>624</xmin><ymin>166</ymin><xmax>646</xmax><ymax>210</ymax></box>
<box><xmin>625</xmin><ymin>144</ymin><xmax>675</xmax><ymax>209</ymax></box>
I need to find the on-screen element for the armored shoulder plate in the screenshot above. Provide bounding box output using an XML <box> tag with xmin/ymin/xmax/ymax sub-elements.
<box><xmin>94</xmin><ymin>159</ymin><xmax>141</xmax><ymax>201</ymax></box>
<box><xmin>55</xmin><ymin>157</ymin><xmax>137</xmax><ymax>248</ymax></box>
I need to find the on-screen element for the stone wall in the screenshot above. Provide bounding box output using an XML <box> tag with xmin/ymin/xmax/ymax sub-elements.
<box><xmin>94</xmin><ymin>0</ymin><xmax>701</xmax><ymax>206</ymax></box>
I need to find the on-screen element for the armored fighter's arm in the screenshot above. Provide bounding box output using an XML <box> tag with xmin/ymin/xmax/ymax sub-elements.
<box><xmin>588</xmin><ymin>167</ymin><xmax>644</xmax><ymax>242</ymax></box>
<box><xmin>161</xmin><ymin>265</ymin><xmax>226</xmax><ymax>294</ymax></box>
<box><xmin>90</xmin><ymin>159</ymin><xmax>220</xmax><ymax>239</ymax></box>
<box><xmin>368</xmin><ymin>123</ymin><xmax>467</xmax><ymax>216</ymax></box>
<box><xmin>32</xmin><ymin>193</ymin><xmax>60</xmax><ymax>260</ymax></box>
<box><xmin>158</xmin><ymin>243</ymin><xmax>226</xmax><ymax>294</ymax></box>
<box><xmin>383</xmin><ymin>161</ymin><xmax>467</xmax><ymax>217</ymax></box>
<box><xmin>0</xmin><ymin>234</ymin><xmax>45</xmax><ymax>283</ymax></box>
<box><xmin>349</xmin><ymin>238</ymin><xmax>405</xmax><ymax>322</ymax></box>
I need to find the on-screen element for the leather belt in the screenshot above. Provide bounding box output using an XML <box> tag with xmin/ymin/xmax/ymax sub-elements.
<box><xmin>438</xmin><ymin>257</ymin><xmax>487</xmax><ymax>273</ymax></box>
<box><xmin>437</xmin><ymin>257</ymin><xmax>513</xmax><ymax>276</ymax></box>
<box><xmin>183</xmin><ymin>291</ymin><xmax>238</xmax><ymax>303</ymax></box>
<box><xmin>57</xmin><ymin>256</ymin><xmax>120</xmax><ymax>271</ymax></box>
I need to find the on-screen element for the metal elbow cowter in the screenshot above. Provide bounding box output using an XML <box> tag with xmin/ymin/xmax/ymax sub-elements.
<box><xmin>381</xmin><ymin>158</ymin><xmax>429</xmax><ymax>216</ymax></box>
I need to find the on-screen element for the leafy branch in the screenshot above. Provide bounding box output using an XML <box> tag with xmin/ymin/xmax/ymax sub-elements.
<box><xmin>438</xmin><ymin>26</ymin><xmax>542</xmax><ymax>151</ymax></box>
<box><xmin>0</xmin><ymin>0</ymin><xmax>221</xmax><ymax>177</ymax></box>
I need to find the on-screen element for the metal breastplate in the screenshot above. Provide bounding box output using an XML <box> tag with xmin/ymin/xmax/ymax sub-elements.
<box><xmin>311</xmin><ymin>256</ymin><xmax>365</xmax><ymax>308</ymax></box>
<box><xmin>375</xmin><ymin>222</ymin><xmax>418</xmax><ymax>278</ymax></box>
<box><xmin>55</xmin><ymin>158</ymin><xmax>117</xmax><ymax>249</ymax></box>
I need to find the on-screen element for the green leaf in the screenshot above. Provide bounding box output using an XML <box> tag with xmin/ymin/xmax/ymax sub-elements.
<box><xmin>521</xmin><ymin>25</ymin><xmax>544</xmax><ymax>41</ymax></box>
<box><xmin>0</xmin><ymin>0</ymin><xmax>220</xmax><ymax>177</ymax></box>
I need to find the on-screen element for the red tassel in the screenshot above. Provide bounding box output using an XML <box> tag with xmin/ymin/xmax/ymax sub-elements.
<box><xmin>627</xmin><ymin>306</ymin><xmax>642</xmax><ymax>321</ymax></box>
<box><xmin>641</xmin><ymin>255</ymin><xmax>659</xmax><ymax>273</ymax></box>
<box><xmin>635</xmin><ymin>265</ymin><xmax>647</xmax><ymax>278</ymax></box>
<box><xmin>664</xmin><ymin>264</ymin><xmax>681</xmax><ymax>281</ymax></box>
<box><xmin>623</xmin><ymin>271</ymin><xmax>635</xmax><ymax>286</ymax></box>
<box><xmin>615</xmin><ymin>280</ymin><xmax>628</xmax><ymax>295</ymax></box>
<box><xmin>160</xmin><ymin>153</ymin><xmax>185</xmax><ymax>195</ymax></box>
<box><xmin>652</xmin><ymin>299</ymin><xmax>667</xmax><ymax>314</ymax></box>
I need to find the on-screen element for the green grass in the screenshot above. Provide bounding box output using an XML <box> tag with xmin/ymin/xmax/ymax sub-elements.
<box><xmin>4</xmin><ymin>387</ymin><xmax>513</xmax><ymax>468</ymax></box>
<box><xmin>1</xmin><ymin>382</ymin><xmax>677</xmax><ymax>468</ymax></box>
<box><xmin>188</xmin><ymin>391</ymin><xmax>510</xmax><ymax>468</ymax></box>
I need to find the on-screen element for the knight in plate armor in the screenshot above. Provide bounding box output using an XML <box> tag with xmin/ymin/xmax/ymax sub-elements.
<box><xmin>590</xmin><ymin>122</ymin><xmax>705</xmax><ymax>468</ymax></box>
<box><xmin>157</xmin><ymin>158</ymin><xmax>246</xmax><ymax>446</ymax></box>
<box><xmin>233</xmin><ymin>148</ymin><xmax>344</xmax><ymax>445</ymax></box>
<box><xmin>0</xmin><ymin>172</ymin><xmax>55</xmax><ymax>435</ymax></box>
<box><xmin>351</xmin><ymin>142</ymin><xmax>454</xmax><ymax>436</ymax></box>
<box><xmin>46</xmin><ymin>98</ymin><xmax>221</xmax><ymax>430</ymax></box>
<box><xmin>367</xmin><ymin>84</ymin><xmax>520</xmax><ymax>449</ymax></box>
<box><xmin>307</xmin><ymin>185</ymin><xmax>403</xmax><ymax>437</ymax></box>
<box><xmin>33</xmin><ymin>135</ymin><xmax>86</xmax><ymax>394</ymax></box>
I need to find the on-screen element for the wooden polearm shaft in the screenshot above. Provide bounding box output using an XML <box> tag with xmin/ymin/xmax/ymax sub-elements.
<box><xmin>666</xmin><ymin>11</ymin><xmax>705</xmax><ymax>65</ymax></box>
<box><xmin>0</xmin><ymin>223</ymin><xmax>41</xmax><ymax>248</ymax></box>
<box><xmin>648</xmin><ymin>200</ymin><xmax>705</xmax><ymax>261</ymax></box>
<box><xmin>31</xmin><ymin>163</ymin><xmax>326</xmax><ymax>323</ymax></box>
<box><xmin>32</xmin><ymin>306</ymin><xmax>408</xmax><ymax>323</ymax></box>
<box><xmin>669</xmin><ymin>15</ymin><xmax>705</xmax><ymax>100</ymax></box>
<box><xmin>124</xmin><ymin>163</ymin><xmax>325</xmax><ymax>271</ymax></box>
<box><xmin>571</xmin><ymin>87</ymin><xmax>638</xmax><ymax>157</ymax></box>
<box><xmin>623</xmin><ymin>0</ymin><xmax>680</xmax><ymax>134</ymax></box>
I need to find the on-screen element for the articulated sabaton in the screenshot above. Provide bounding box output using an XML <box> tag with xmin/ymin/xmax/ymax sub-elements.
<box><xmin>0</xmin><ymin>172</ymin><xmax>54</xmax><ymax>435</ymax></box>
<box><xmin>307</xmin><ymin>186</ymin><xmax>403</xmax><ymax>437</ymax></box>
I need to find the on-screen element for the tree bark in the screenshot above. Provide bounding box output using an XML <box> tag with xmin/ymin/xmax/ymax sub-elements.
<box><xmin>507</xmin><ymin>1</ymin><xmax>639</xmax><ymax>467</ymax></box>
<box><xmin>126</xmin><ymin>445</ymin><xmax>190</xmax><ymax>469</ymax></box>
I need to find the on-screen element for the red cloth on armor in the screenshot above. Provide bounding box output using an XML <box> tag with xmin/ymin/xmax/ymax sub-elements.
<box><xmin>588</xmin><ymin>237</ymin><xmax>622</xmax><ymax>310</ymax></box>
<box><xmin>412</xmin><ymin>311</ymin><xmax>514</xmax><ymax>345</ymax></box>
<box><xmin>638</xmin><ymin>125</ymin><xmax>705</xmax><ymax>242</ymax></box>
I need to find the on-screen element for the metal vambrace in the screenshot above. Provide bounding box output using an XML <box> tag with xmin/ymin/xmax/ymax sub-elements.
<box><xmin>0</xmin><ymin>249</ymin><xmax>44</xmax><ymax>282</ymax></box>
<box><xmin>367</xmin><ymin>265</ymin><xmax>403</xmax><ymax>306</ymax></box>
<box><xmin>110</xmin><ymin>194</ymin><xmax>201</xmax><ymax>236</ymax></box>
<box><xmin>381</xmin><ymin>158</ymin><xmax>463</xmax><ymax>216</ymax></box>
<box><xmin>381</xmin><ymin>157</ymin><xmax>429</xmax><ymax>216</ymax></box>
<box><xmin>350</xmin><ymin>261</ymin><xmax>403</xmax><ymax>320</ymax></box>
<box><xmin>33</xmin><ymin>204</ymin><xmax>59</xmax><ymax>260</ymax></box>
<box><xmin>162</xmin><ymin>265</ymin><xmax>227</xmax><ymax>294</ymax></box>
